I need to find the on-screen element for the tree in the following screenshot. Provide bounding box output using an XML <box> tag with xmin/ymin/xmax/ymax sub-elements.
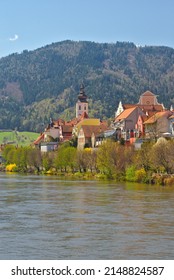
<box><xmin>42</xmin><ymin>152</ymin><xmax>53</xmax><ymax>172</ymax></box>
<box><xmin>54</xmin><ymin>145</ymin><xmax>77</xmax><ymax>172</ymax></box>
<box><xmin>2</xmin><ymin>145</ymin><xmax>15</xmax><ymax>164</ymax></box>
<box><xmin>64</xmin><ymin>147</ymin><xmax>77</xmax><ymax>172</ymax></box>
<box><xmin>135</xmin><ymin>142</ymin><xmax>154</xmax><ymax>171</ymax></box>
<box><xmin>76</xmin><ymin>148</ymin><xmax>97</xmax><ymax>173</ymax></box>
<box><xmin>84</xmin><ymin>148</ymin><xmax>97</xmax><ymax>173</ymax></box>
<box><xmin>151</xmin><ymin>139</ymin><xmax>174</xmax><ymax>174</ymax></box>
<box><xmin>96</xmin><ymin>140</ymin><xmax>114</xmax><ymax>177</ymax></box>
<box><xmin>96</xmin><ymin>140</ymin><xmax>135</xmax><ymax>179</ymax></box>
<box><xmin>27</xmin><ymin>148</ymin><xmax>42</xmax><ymax>172</ymax></box>
<box><xmin>76</xmin><ymin>149</ymin><xmax>88</xmax><ymax>172</ymax></box>
<box><xmin>13</xmin><ymin>147</ymin><xmax>28</xmax><ymax>172</ymax></box>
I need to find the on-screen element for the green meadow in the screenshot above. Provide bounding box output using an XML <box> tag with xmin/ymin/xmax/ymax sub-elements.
<box><xmin>0</xmin><ymin>131</ymin><xmax>40</xmax><ymax>146</ymax></box>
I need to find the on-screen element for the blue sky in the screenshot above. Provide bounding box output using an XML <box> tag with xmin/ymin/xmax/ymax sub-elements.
<box><xmin>0</xmin><ymin>0</ymin><xmax>174</xmax><ymax>57</ymax></box>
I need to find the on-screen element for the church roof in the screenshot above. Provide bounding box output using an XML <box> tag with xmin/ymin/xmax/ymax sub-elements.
<box><xmin>123</xmin><ymin>104</ymin><xmax>164</xmax><ymax>111</ymax></box>
<box><xmin>77</xmin><ymin>83</ymin><xmax>88</xmax><ymax>103</ymax></box>
<box><xmin>141</xmin><ymin>90</ymin><xmax>156</xmax><ymax>96</ymax></box>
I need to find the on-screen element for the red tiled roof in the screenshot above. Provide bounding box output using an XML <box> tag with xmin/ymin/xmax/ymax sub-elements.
<box><xmin>79</xmin><ymin>125</ymin><xmax>106</xmax><ymax>138</ymax></box>
<box><xmin>33</xmin><ymin>133</ymin><xmax>44</xmax><ymax>145</ymax></box>
<box><xmin>123</xmin><ymin>104</ymin><xmax>164</xmax><ymax>111</ymax></box>
<box><xmin>66</xmin><ymin>111</ymin><xmax>89</xmax><ymax>126</ymax></box>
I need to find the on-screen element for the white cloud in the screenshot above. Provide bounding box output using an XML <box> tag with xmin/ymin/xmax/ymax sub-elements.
<box><xmin>9</xmin><ymin>34</ymin><xmax>19</xmax><ymax>41</ymax></box>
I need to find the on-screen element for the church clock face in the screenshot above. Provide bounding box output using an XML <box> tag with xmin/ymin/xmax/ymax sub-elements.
<box><xmin>146</xmin><ymin>100</ymin><xmax>150</xmax><ymax>104</ymax></box>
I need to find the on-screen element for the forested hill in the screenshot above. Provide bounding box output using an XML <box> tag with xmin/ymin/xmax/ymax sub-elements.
<box><xmin>1</xmin><ymin>40</ymin><xmax>174</xmax><ymax>131</ymax></box>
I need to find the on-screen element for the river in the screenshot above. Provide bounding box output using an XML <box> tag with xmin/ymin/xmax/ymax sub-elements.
<box><xmin>0</xmin><ymin>173</ymin><xmax>174</xmax><ymax>260</ymax></box>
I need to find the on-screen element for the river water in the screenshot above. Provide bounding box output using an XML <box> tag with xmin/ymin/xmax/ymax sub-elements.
<box><xmin>0</xmin><ymin>173</ymin><xmax>174</xmax><ymax>260</ymax></box>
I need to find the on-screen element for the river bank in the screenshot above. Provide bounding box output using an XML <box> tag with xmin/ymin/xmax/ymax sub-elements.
<box><xmin>40</xmin><ymin>170</ymin><xmax>174</xmax><ymax>186</ymax></box>
<box><xmin>2</xmin><ymin>162</ymin><xmax>174</xmax><ymax>187</ymax></box>
<box><xmin>2</xmin><ymin>140</ymin><xmax>174</xmax><ymax>187</ymax></box>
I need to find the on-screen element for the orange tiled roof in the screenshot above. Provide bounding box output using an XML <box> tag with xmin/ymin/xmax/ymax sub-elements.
<box><xmin>144</xmin><ymin>111</ymin><xmax>173</xmax><ymax>124</ymax></box>
<box><xmin>115</xmin><ymin>107</ymin><xmax>137</xmax><ymax>121</ymax></box>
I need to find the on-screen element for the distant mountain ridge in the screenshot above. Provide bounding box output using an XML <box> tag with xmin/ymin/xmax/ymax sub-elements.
<box><xmin>0</xmin><ymin>40</ymin><xmax>174</xmax><ymax>131</ymax></box>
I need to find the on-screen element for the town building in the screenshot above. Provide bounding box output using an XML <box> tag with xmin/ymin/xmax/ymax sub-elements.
<box><xmin>76</xmin><ymin>83</ymin><xmax>88</xmax><ymax>118</ymax></box>
<box><xmin>114</xmin><ymin>90</ymin><xmax>165</xmax><ymax>141</ymax></box>
<box><xmin>143</xmin><ymin>110</ymin><xmax>174</xmax><ymax>139</ymax></box>
<box><xmin>76</xmin><ymin>119</ymin><xmax>108</xmax><ymax>149</ymax></box>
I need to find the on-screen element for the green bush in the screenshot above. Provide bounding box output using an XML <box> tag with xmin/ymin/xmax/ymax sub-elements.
<box><xmin>125</xmin><ymin>166</ymin><xmax>136</xmax><ymax>182</ymax></box>
<box><xmin>135</xmin><ymin>168</ymin><xmax>146</xmax><ymax>182</ymax></box>
<box><xmin>126</xmin><ymin>166</ymin><xmax>147</xmax><ymax>183</ymax></box>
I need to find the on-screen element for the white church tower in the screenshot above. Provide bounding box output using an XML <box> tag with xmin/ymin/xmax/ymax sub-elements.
<box><xmin>76</xmin><ymin>84</ymin><xmax>88</xmax><ymax>118</ymax></box>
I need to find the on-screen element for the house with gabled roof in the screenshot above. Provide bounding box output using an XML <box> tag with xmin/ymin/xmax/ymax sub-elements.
<box><xmin>77</xmin><ymin>123</ymin><xmax>109</xmax><ymax>149</ymax></box>
<box><xmin>114</xmin><ymin>106</ymin><xmax>145</xmax><ymax>140</ymax></box>
<box><xmin>143</xmin><ymin>110</ymin><xmax>174</xmax><ymax>139</ymax></box>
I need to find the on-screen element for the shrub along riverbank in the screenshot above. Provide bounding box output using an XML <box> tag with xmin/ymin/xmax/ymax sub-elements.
<box><xmin>2</xmin><ymin>138</ymin><xmax>174</xmax><ymax>186</ymax></box>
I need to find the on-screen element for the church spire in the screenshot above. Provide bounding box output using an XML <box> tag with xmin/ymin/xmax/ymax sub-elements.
<box><xmin>76</xmin><ymin>83</ymin><xmax>88</xmax><ymax>118</ymax></box>
<box><xmin>77</xmin><ymin>83</ymin><xmax>88</xmax><ymax>103</ymax></box>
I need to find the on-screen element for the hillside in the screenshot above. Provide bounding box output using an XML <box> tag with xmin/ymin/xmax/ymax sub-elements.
<box><xmin>0</xmin><ymin>131</ymin><xmax>39</xmax><ymax>146</ymax></box>
<box><xmin>1</xmin><ymin>40</ymin><xmax>174</xmax><ymax>131</ymax></box>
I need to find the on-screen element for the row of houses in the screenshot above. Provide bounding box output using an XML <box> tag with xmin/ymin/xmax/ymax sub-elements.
<box><xmin>34</xmin><ymin>85</ymin><xmax>174</xmax><ymax>151</ymax></box>
<box><xmin>114</xmin><ymin>91</ymin><xmax>174</xmax><ymax>143</ymax></box>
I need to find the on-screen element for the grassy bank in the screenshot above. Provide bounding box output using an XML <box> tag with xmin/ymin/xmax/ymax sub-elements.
<box><xmin>4</xmin><ymin>165</ymin><xmax>174</xmax><ymax>186</ymax></box>
<box><xmin>0</xmin><ymin>131</ymin><xmax>39</xmax><ymax>146</ymax></box>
